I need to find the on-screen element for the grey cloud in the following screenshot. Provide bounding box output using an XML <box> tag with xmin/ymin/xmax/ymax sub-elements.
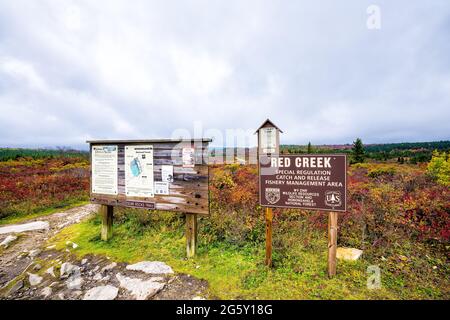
<box><xmin>0</xmin><ymin>0</ymin><xmax>449</xmax><ymax>148</ymax></box>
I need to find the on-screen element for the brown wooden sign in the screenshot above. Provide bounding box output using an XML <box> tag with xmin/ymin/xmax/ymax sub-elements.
<box><xmin>87</xmin><ymin>139</ymin><xmax>211</xmax><ymax>215</ymax></box>
<box><xmin>255</xmin><ymin>119</ymin><xmax>344</xmax><ymax>276</ymax></box>
<box><xmin>259</xmin><ymin>154</ymin><xmax>347</xmax><ymax>212</ymax></box>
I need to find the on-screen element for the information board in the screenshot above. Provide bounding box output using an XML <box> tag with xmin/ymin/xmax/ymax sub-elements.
<box><xmin>88</xmin><ymin>139</ymin><xmax>211</xmax><ymax>215</ymax></box>
<box><xmin>259</xmin><ymin>154</ymin><xmax>347</xmax><ymax>212</ymax></box>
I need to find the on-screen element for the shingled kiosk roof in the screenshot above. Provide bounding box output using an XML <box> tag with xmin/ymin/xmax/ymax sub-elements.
<box><xmin>254</xmin><ymin>119</ymin><xmax>283</xmax><ymax>134</ymax></box>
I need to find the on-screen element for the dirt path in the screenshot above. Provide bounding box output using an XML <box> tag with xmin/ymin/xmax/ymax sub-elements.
<box><xmin>0</xmin><ymin>205</ymin><xmax>209</xmax><ymax>300</ymax></box>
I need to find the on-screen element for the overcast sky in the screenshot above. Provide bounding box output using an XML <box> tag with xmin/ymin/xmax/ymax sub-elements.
<box><xmin>0</xmin><ymin>0</ymin><xmax>449</xmax><ymax>149</ymax></box>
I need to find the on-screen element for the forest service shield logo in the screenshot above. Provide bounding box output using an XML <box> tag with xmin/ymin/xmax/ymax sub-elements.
<box><xmin>325</xmin><ymin>191</ymin><xmax>342</xmax><ymax>207</ymax></box>
<box><xmin>265</xmin><ymin>188</ymin><xmax>280</xmax><ymax>204</ymax></box>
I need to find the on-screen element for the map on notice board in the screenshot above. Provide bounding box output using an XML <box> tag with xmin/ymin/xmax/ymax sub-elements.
<box><xmin>125</xmin><ymin>145</ymin><xmax>154</xmax><ymax>197</ymax></box>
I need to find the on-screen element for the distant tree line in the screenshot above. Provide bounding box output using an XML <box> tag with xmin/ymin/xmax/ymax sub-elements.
<box><xmin>364</xmin><ymin>141</ymin><xmax>450</xmax><ymax>163</ymax></box>
<box><xmin>0</xmin><ymin>148</ymin><xmax>89</xmax><ymax>161</ymax></box>
<box><xmin>281</xmin><ymin>145</ymin><xmax>349</xmax><ymax>155</ymax></box>
<box><xmin>280</xmin><ymin>140</ymin><xmax>450</xmax><ymax>164</ymax></box>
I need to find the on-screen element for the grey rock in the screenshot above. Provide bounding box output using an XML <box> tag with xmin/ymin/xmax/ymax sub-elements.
<box><xmin>66</xmin><ymin>273</ymin><xmax>83</xmax><ymax>290</ymax></box>
<box><xmin>28</xmin><ymin>273</ymin><xmax>43</xmax><ymax>286</ymax></box>
<box><xmin>336</xmin><ymin>247</ymin><xmax>363</xmax><ymax>261</ymax></box>
<box><xmin>126</xmin><ymin>261</ymin><xmax>174</xmax><ymax>275</ymax></box>
<box><xmin>81</xmin><ymin>259</ymin><xmax>88</xmax><ymax>265</ymax></box>
<box><xmin>0</xmin><ymin>235</ymin><xmax>18</xmax><ymax>248</ymax></box>
<box><xmin>83</xmin><ymin>285</ymin><xmax>118</xmax><ymax>300</ymax></box>
<box><xmin>46</xmin><ymin>266</ymin><xmax>56</xmax><ymax>278</ymax></box>
<box><xmin>33</xmin><ymin>263</ymin><xmax>42</xmax><ymax>271</ymax></box>
<box><xmin>60</xmin><ymin>262</ymin><xmax>79</xmax><ymax>278</ymax></box>
<box><xmin>116</xmin><ymin>273</ymin><xmax>165</xmax><ymax>300</ymax></box>
<box><xmin>0</xmin><ymin>221</ymin><xmax>49</xmax><ymax>234</ymax></box>
<box><xmin>60</xmin><ymin>262</ymin><xmax>83</xmax><ymax>290</ymax></box>
<box><xmin>40</xmin><ymin>287</ymin><xmax>52</xmax><ymax>298</ymax></box>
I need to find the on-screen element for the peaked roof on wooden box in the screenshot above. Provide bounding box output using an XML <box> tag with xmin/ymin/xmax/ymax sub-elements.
<box><xmin>254</xmin><ymin>119</ymin><xmax>283</xmax><ymax>134</ymax></box>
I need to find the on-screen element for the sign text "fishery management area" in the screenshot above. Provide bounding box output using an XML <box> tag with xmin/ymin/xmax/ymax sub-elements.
<box><xmin>259</xmin><ymin>154</ymin><xmax>347</xmax><ymax>212</ymax></box>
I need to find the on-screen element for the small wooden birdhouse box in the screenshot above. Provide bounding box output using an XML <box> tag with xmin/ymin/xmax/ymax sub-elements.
<box><xmin>255</xmin><ymin>119</ymin><xmax>283</xmax><ymax>156</ymax></box>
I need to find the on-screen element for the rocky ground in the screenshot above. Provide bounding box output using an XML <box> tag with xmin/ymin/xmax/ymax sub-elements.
<box><xmin>0</xmin><ymin>205</ymin><xmax>209</xmax><ymax>300</ymax></box>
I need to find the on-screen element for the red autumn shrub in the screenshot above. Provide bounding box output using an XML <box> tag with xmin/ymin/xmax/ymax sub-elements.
<box><xmin>207</xmin><ymin>163</ymin><xmax>450</xmax><ymax>249</ymax></box>
<box><xmin>0</xmin><ymin>157</ymin><xmax>90</xmax><ymax>219</ymax></box>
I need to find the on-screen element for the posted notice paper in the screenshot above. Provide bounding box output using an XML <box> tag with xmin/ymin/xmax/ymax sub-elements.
<box><xmin>92</xmin><ymin>145</ymin><xmax>118</xmax><ymax>195</ymax></box>
<box><xmin>125</xmin><ymin>145</ymin><xmax>154</xmax><ymax>197</ymax></box>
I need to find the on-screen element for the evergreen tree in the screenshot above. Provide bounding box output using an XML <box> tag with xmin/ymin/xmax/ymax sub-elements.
<box><xmin>307</xmin><ymin>142</ymin><xmax>313</xmax><ymax>153</ymax></box>
<box><xmin>351</xmin><ymin>138</ymin><xmax>365</xmax><ymax>163</ymax></box>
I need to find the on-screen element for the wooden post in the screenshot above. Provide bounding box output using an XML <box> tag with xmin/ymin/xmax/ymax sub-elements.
<box><xmin>328</xmin><ymin>211</ymin><xmax>338</xmax><ymax>277</ymax></box>
<box><xmin>265</xmin><ymin>207</ymin><xmax>273</xmax><ymax>267</ymax></box>
<box><xmin>186</xmin><ymin>213</ymin><xmax>198</xmax><ymax>258</ymax></box>
<box><xmin>100</xmin><ymin>205</ymin><xmax>114</xmax><ymax>241</ymax></box>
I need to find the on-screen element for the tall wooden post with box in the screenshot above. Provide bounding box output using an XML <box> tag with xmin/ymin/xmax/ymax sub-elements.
<box><xmin>255</xmin><ymin>119</ymin><xmax>283</xmax><ymax>267</ymax></box>
<box><xmin>256</xmin><ymin>120</ymin><xmax>347</xmax><ymax>277</ymax></box>
<box><xmin>87</xmin><ymin>139</ymin><xmax>211</xmax><ymax>258</ymax></box>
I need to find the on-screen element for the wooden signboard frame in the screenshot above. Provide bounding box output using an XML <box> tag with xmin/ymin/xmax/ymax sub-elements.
<box><xmin>87</xmin><ymin>138</ymin><xmax>212</xmax><ymax>258</ymax></box>
<box><xmin>256</xmin><ymin>120</ymin><xmax>346</xmax><ymax>277</ymax></box>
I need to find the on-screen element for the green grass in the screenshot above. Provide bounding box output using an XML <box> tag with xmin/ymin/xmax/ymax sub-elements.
<box><xmin>0</xmin><ymin>200</ymin><xmax>89</xmax><ymax>225</ymax></box>
<box><xmin>47</xmin><ymin>211</ymin><xmax>449</xmax><ymax>300</ymax></box>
